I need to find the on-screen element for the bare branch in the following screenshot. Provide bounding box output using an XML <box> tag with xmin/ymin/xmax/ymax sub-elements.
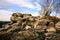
<box><xmin>44</xmin><ymin>0</ymin><xmax>53</xmax><ymax>16</ymax></box>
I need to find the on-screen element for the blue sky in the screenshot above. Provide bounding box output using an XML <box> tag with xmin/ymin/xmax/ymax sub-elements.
<box><xmin>0</xmin><ymin>0</ymin><xmax>59</xmax><ymax>21</ymax></box>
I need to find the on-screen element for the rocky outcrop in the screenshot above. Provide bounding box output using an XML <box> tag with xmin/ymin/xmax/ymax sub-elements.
<box><xmin>0</xmin><ymin>12</ymin><xmax>60</xmax><ymax>40</ymax></box>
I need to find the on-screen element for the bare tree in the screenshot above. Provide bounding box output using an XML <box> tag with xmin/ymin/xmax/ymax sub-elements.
<box><xmin>39</xmin><ymin>0</ymin><xmax>53</xmax><ymax>16</ymax></box>
<box><xmin>39</xmin><ymin>0</ymin><xmax>60</xmax><ymax>17</ymax></box>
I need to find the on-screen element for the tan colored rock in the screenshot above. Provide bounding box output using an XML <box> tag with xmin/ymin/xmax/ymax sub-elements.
<box><xmin>48</xmin><ymin>22</ymin><xmax>55</xmax><ymax>27</ymax></box>
<box><xmin>34</xmin><ymin>19</ymin><xmax>51</xmax><ymax>27</ymax></box>
<box><xmin>25</xmin><ymin>25</ymin><xmax>31</xmax><ymax>30</ymax></box>
<box><xmin>41</xmin><ymin>16</ymin><xmax>60</xmax><ymax>23</ymax></box>
<box><xmin>10</xmin><ymin>13</ymin><xmax>22</xmax><ymax>26</ymax></box>
<box><xmin>55</xmin><ymin>22</ymin><xmax>60</xmax><ymax>31</ymax></box>
<box><xmin>45</xmin><ymin>25</ymin><xmax>56</xmax><ymax>36</ymax></box>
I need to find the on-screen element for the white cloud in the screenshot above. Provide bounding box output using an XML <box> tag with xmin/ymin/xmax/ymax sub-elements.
<box><xmin>0</xmin><ymin>10</ymin><xmax>12</xmax><ymax>21</ymax></box>
<box><xmin>0</xmin><ymin>0</ymin><xmax>41</xmax><ymax>10</ymax></box>
<box><xmin>5</xmin><ymin>0</ymin><xmax>36</xmax><ymax>9</ymax></box>
<box><xmin>34</xmin><ymin>2</ymin><xmax>41</xmax><ymax>10</ymax></box>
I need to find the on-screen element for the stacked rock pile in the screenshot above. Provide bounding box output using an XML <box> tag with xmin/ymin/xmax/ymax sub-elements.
<box><xmin>0</xmin><ymin>12</ymin><xmax>60</xmax><ymax>40</ymax></box>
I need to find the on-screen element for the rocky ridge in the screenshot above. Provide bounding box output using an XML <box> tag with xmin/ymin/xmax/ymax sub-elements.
<box><xmin>0</xmin><ymin>12</ymin><xmax>60</xmax><ymax>40</ymax></box>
